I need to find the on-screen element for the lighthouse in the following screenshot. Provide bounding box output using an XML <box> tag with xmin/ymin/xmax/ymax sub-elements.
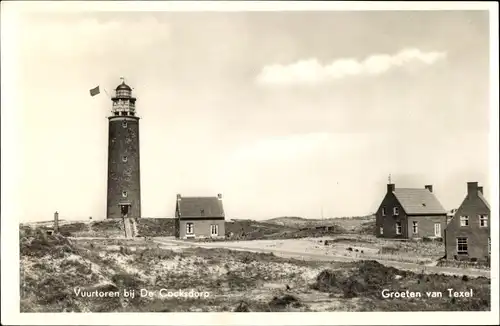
<box><xmin>106</xmin><ymin>78</ymin><xmax>141</xmax><ymax>219</ymax></box>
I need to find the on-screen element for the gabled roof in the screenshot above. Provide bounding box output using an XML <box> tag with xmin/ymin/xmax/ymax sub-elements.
<box><xmin>177</xmin><ymin>196</ymin><xmax>224</xmax><ymax>218</ymax></box>
<box><xmin>393</xmin><ymin>188</ymin><xmax>447</xmax><ymax>215</ymax></box>
<box><xmin>478</xmin><ymin>192</ymin><xmax>491</xmax><ymax>210</ymax></box>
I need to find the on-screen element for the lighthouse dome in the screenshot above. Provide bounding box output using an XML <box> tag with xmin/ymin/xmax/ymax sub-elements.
<box><xmin>116</xmin><ymin>81</ymin><xmax>132</xmax><ymax>91</ymax></box>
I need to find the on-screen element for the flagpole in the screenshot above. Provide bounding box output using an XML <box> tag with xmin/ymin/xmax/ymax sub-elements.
<box><xmin>104</xmin><ymin>88</ymin><xmax>111</xmax><ymax>98</ymax></box>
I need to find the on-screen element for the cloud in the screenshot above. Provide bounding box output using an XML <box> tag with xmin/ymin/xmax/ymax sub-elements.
<box><xmin>256</xmin><ymin>48</ymin><xmax>447</xmax><ymax>86</ymax></box>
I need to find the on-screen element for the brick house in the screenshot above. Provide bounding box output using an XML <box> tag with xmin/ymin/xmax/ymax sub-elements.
<box><xmin>444</xmin><ymin>182</ymin><xmax>490</xmax><ymax>261</ymax></box>
<box><xmin>375</xmin><ymin>183</ymin><xmax>447</xmax><ymax>239</ymax></box>
<box><xmin>174</xmin><ymin>194</ymin><xmax>226</xmax><ymax>240</ymax></box>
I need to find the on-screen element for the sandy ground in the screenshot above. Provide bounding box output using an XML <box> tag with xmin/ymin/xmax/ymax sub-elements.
<box><xmin>153</xmin><ymin>237</ymin><xmax>490</xmax><ymax>278</ymax></box>
<box><xmin>154</xmin><ymin>236</ymin><xmax>416</xmax><ymax>261</ymax></box>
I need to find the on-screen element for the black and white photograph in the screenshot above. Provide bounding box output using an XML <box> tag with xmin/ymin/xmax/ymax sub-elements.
<box><xmin>1</xmin><ymin>1</ymin><xmax>499</xmax><ymax>325</ymax></box>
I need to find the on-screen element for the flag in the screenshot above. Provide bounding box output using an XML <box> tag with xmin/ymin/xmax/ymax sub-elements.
<box><xmin>89</xmin><ymin>86</ymin><xmax>100</xmax><ymax>97</ymax></box>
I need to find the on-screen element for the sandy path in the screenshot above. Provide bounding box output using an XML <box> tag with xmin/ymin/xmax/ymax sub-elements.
<box><xmin>153</xmin><ymin>238</ymin><xmax>490</xmax><ymax>278</ymax></box>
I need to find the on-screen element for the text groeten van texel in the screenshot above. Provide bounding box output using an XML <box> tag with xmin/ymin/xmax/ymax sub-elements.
<box><xmin>381</xmin><ymin>288</ymin><xmax>474</xmax><ymax>299</ymax></box>
<box><xmin>74</xmin><ymin>287</ymin><xmax>210</xmax><ymax>299</ymax></box>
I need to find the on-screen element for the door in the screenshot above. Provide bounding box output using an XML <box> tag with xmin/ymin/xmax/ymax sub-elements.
<box><xmin>120</xmin><ymin>204</ymin><xmax>130</xmax><ymax>218</ymax></box>
<box><xmin>434</xmin><ymin>223</ymin><xmax>441</xmax><ymax>237</ymax></box>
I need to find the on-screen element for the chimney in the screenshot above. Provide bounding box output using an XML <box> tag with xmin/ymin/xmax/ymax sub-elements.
<box><xmin>478</xmin><ymin>186</ymin><xmax>483</xmax><ymax>194</ymax></box>
<box><xmin>467</xmin><ymin>182</ymin><xmax>478</xmax><ymax>196</ymax></box>
<box><xmin>387</xmin><ymin>184</ymin><xmax>395</xmax><ymax>193</ymax></box>
<box><xmin>425</xmin><ymin>185</ymin><xmax>433</xmax><ymax>193</ymax></box>
<box><xmin>176</xmin><ymin>194</ymin><xmax>181</xmax><ymax>200</ymax></box>
<box><xmin>217</xmin><ymin>193</ymin><xmax>223</xmax><ymax>200</ymax></box>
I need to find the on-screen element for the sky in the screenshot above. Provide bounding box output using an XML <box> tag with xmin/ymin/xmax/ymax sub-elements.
<box><xmin>3</xmin><ymin>7</ymin><xmax>493</xmax><ymax>222</ymax></box>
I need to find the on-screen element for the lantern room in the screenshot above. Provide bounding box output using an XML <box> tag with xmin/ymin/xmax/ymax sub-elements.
<box><xmin>111</xmin><ymin>79</ymin><xmax>137</xmax><ymax>117</ymax></box>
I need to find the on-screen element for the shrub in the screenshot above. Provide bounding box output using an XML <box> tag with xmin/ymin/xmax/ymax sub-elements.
<box><xmin>20</xmin><ymin>228</ymin><xmax>76</xmax><ymax>258</ymax></box>
<box><xmin>112</xmin><ymin>273</ymin><xmax>142</xmax><ymax>289</ymax></box>
<box><xmin>226</xmin><ymin>271</ymin><xmax>256</xmax><ymax>289</ymax></box>
<box><xmin>36</xmin><ymin>275</ymin><xmax>71</xmax><ymax>305</ymax></box>
<box><xmin>342</xmin><ymin>277</ymin><xmax>366</xmax><ymax>298</ymax></box>
<box><xmin>379</xmin><ymin>246</ymin><xmax>399</xmax><ymax>254</ymax></box>
<box><xmin>241</xmin><ymin>254</ymin><xmax>253</xmax><ymax>264</ymax></box>
<box><xmin>311</xmin><ymin>261</ymin><xmax>411</xmax><ymax>299</ymax></box>
<box><xmin>268</xmin><ymin>294</ymin><xmax>302</xmax><ymax>310</ymax></box>
<box><xmin>234</xmin><ymin>301</ymin><xmax>251</xmax><ymax>312</ymax></box>
<box><xmin>311</xmin><ymin>269</ymin><xmax>337</xmax><ymax>292</ymax></box>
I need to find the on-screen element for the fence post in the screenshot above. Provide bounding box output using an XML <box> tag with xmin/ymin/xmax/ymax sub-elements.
<box><xmin>54</xmin><ymin>211</ymin><xmax>59</xmax><ymax>233</ymax></box>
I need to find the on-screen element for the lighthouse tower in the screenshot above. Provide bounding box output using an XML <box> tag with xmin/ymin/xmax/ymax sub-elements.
<box><xmin>106</xmin><ymin>79</ymin><xmax>141</xmax><ymax>219</ymax></box>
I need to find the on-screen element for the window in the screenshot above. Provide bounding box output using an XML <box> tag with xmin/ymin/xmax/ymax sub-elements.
<box><xmin>434</xmin><ymin>223</ymin><xmax>441</xmax><ymax>237</ymax></box>
<box><xmin>396</xmin><ymin>222</ymin><xmax>402</xmax><ymax>235</ymax></box>
<box><xmin>457</xmin><ymin>237</ymin><xmax>468</xmax><ymax>255</ymax></box>
<box><xmin>479</xmin><ymin>215</ymin><xmax>488</xmax><ymax>227</ymax></box>
<box><xmin>210</xmin><ymin>224</ymin><xmax>219</xmax><ymax>236</ymax></box>
<box><xmin>488</xmin><ymin>238</ymin><xmax>491</xmax><ymax>255</ymax></box>
<box><xmin>122</xmin><ymin>191</ymin><xmax>128</xmax><ymax>198</ymax></box>
<box><xmin>393</xmin><ymin>207</ymin><xmax>399</xmax><ymax>216</ymax></box>
<box><xmin>122</xmin><ymin>155</ymin><xmax>128</xmax><ymax>162</ymax></box>
<box><xmin>460</xmin><ymin>216</ymin><xmax>469</xmax><ymax>227</ymax></box>
<box><xmin>122</xmin><ymin>121</ymin><xmax>128</xmax><ymax>128</ymax></box>
<box><xmin>412</xmin><ymin>221</ymin><xmax>418</xmax><ymax>234</ymax></box>
<box><xmin>379</xmin><ymin>227</ymin><xmax>384</xmax><ymax>235</ymax></box>
<box><xmin>381</xmin><ymin>207</ymin><xmax>386</xmax><ymax>216</ymax></box>
<box><xmin>117</xmin><ymin>90</ymin><xmax>130</xmax><ymax>97</ymax></box>
<box><xmin>186</xmin><ymin>223</ymin><xmax>194</xmax><ymax>235</ymax></box>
